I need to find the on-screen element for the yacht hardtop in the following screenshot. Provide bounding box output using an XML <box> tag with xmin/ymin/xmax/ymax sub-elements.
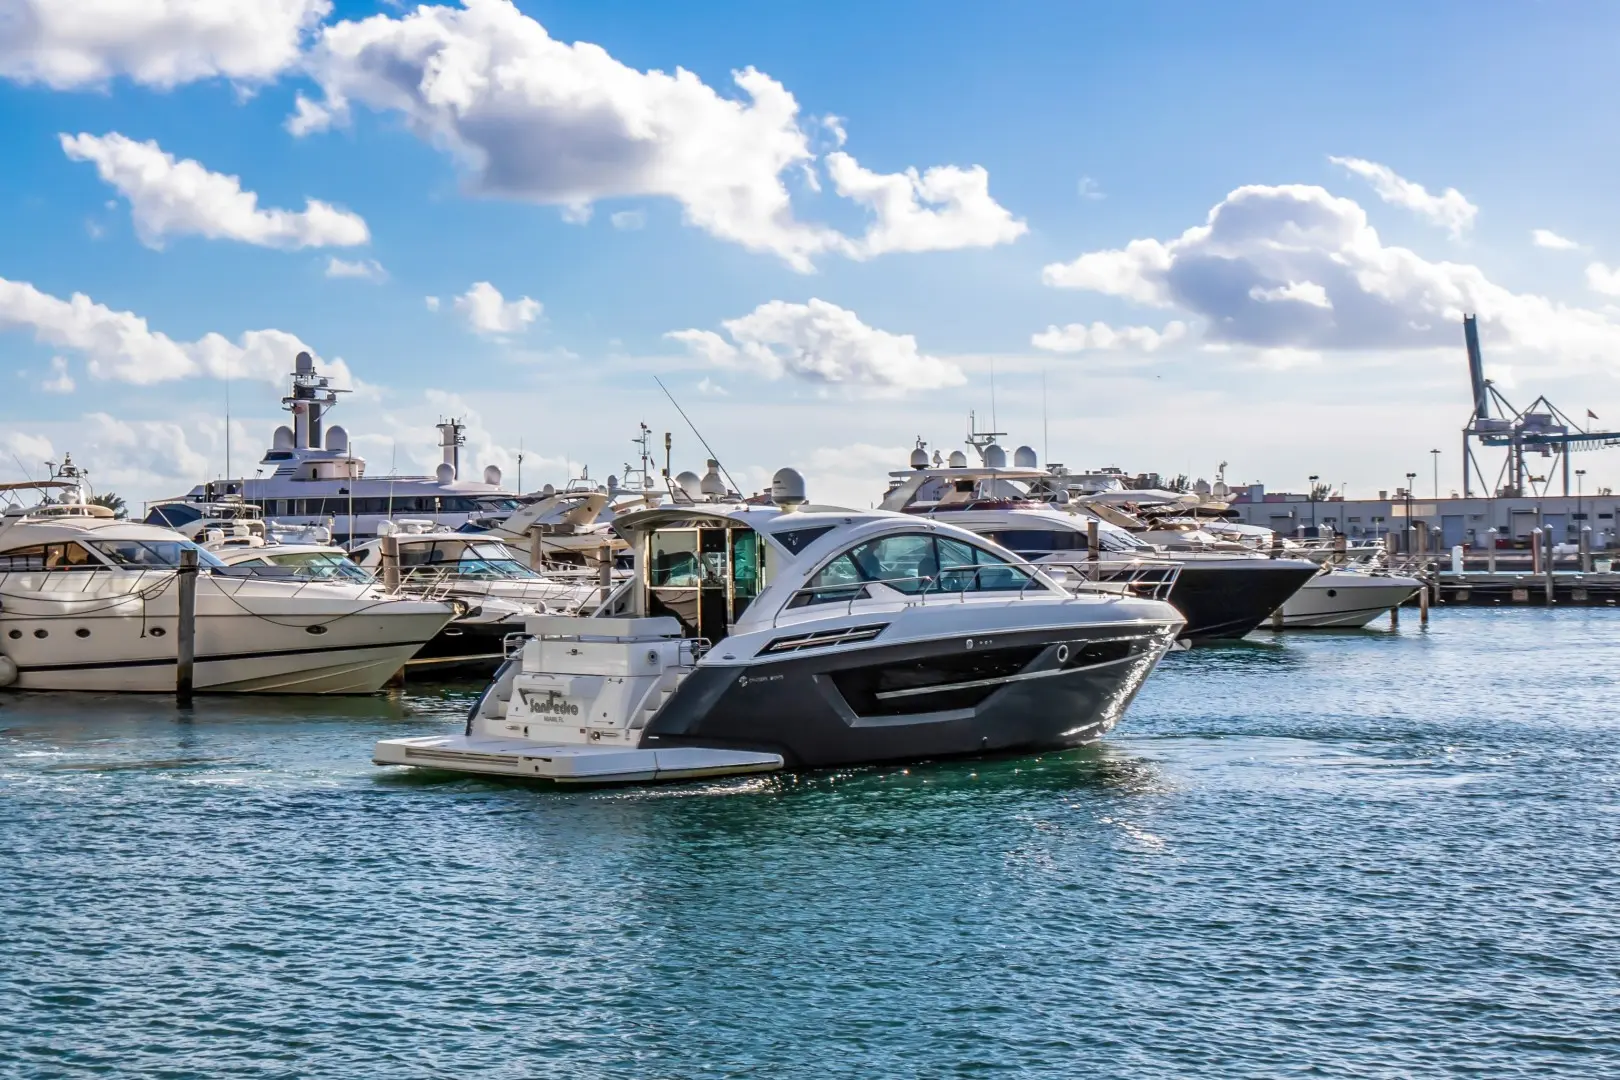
<box><xmin>375</xmin><ymin>471</ymin><xmax>1184</xmax><ymax>784</ymax></box>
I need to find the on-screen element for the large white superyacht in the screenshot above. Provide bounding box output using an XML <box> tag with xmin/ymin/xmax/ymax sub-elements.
<box><xmin>152</xmin><ymin>352</ymin><xmax>522</xmax><ymax>544</ymax></box>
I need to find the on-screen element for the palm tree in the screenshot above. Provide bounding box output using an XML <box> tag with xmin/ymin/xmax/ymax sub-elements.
<box><xmin>89</xmin><ymin>492</ymin><xmax>128</xmax><ymax>518</ymax></box>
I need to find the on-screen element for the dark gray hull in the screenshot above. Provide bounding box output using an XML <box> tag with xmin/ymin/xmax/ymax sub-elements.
<box><xmin>641</xmin><ymin>622</ymin><xmax>1177</xmax><ymax>768</ymax></box>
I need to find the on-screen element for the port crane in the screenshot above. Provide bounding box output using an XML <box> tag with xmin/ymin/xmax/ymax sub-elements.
<box><xmin>1460</xmin><ymin>314</ymin><xmax>1620</xmax><ymax>497</ymax></box>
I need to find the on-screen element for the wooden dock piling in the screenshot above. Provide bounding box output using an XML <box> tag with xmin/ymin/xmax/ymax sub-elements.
<box><xmin>176</xmin><ymin>546</ymin><xmax>197</xmax><ymax>706</ymax></box>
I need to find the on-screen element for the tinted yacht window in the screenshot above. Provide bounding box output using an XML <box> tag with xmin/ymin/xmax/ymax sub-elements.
<box><xmin>790</xmin><ymin>532</ymin><xmax>1032</xmax><ymax>607</ymax></box>
<box><xmin>773</xmin><ymin>525</ymin><xmax>835</xmax><ymax>555</ymax></box>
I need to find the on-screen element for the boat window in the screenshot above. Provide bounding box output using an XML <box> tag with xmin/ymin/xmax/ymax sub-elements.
<box><xmin>791</xmin><ymin>532</ymin><xmax>1033</xmax><ymax>607</ymax></box>
<box><xmin>773</xmin><ymin>525</ymin><xmax>835</xmax><ymax>555</ymax></box>
<box><xmin>0</xmin><ymin>542</ymin><xmax>101</xmax><ymax>571</ymax></box>
<box><xmin>649</xmin><ymin>530</ymin><xmax>701</xmax><ymax>587</ymax></box>
<box><xmin>85</xmin><ymin>539</ymin><xmax>227</xmax><ymax>570</ymax></box>
<box><xmin>263</xmin><ymin>551</ymin><xmax>372</xmax><ymax>582</ymax></box>
<box><xmin>983</xmin><ymin>529</ymin><xmax>1083</xmax><ymax>554</ymax></box>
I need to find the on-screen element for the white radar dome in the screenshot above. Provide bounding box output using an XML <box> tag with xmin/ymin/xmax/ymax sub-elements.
<box><xmin>272</xmin><ymin>425</ymin><xmax>295</xmax><ymax>451</ymax></box>
<box><xmin>700</xmin><ymin>460</ymin><xmax>726</xmax><ymax>497</ymax></box>
<box><xmin>435</xmin><ymin>463</ymin><xmax>454</xmax><ymax>485</ymax></box>
<box><xmin>542</xmin><ymin>483</ymin><xmax>556</xmax><ymax>496</ymax></box>
<box><xmin>948</xmin><ymin>450</ymin><xmax>968</xmax><ymax>468</ymax></box>
<box><xmin>984</xmin><ymin>444</ymin><xmax>1007</xmax><ymax>468</ymax></box>
<box><xmin>326</xmin><ymin>425</ymin><xmax>348</xmax><ymax>453</ymax></box>
<box><xmin>676</xmin><ymin>471</ymin><xmax>702</xmax><ymax>499</ymax></box>
<box><xmin>909</xmin><ymin>446</ymin><xmax>929</xmax><ymax>469</ymax></box>
<box><xmin>771</xmin><ymin>468</ymin><xmax>807</xmax><ymax>508</ymax></box>
<box><xmin>1013</xmin><ymin>445</ymin><xmax>1038</xmax><ymax>468</ymax></box>
<box><xmin>483</xmin><ymin>465</ymin><xmax>502</xmax><ymax>486</ymax></box>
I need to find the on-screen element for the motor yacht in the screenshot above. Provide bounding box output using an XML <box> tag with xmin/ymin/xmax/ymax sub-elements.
<box><xmin>0</xmin><ymin>482</ymin><xmax>454</xmax><ymax>693</ymax></box>
<box><xmin>374</xmin><ymin>470</ymin><xmax>1183</xmax><ymax>784</ymax></box>
<box><xmin>881</xmin><ymin>448</ymin><xmax>1319</xmax><ymax>641</ymax></box>
<box><xmin>347</xmin><ymin>521</ymin><xmax>614</xmax><ymax>673</ymax></box>
<box><xmin>158</xmin><ymin>352</ymin><xmax>521</xmax><ymax>543</ymax></box>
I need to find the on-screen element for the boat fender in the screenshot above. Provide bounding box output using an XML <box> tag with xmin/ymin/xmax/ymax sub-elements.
<box><xmin>0</xmin><ymin>655</ymin><xmax>16</xmax><ymax>687</ymax></box>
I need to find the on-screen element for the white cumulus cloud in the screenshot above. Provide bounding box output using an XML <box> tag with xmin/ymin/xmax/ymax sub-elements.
<box><xmin>60</xmin><ymin>132</ymin><xmax>369</xmax><ymax>250</ymax></box>
<box><xmin>1586</xmin><ymin>263</ymin><xmax>1620</xmax><ymax>297</ymax></box>
<box><xmin>0</xmin><ymin>276</ymin><xmax>355</xmax><ymax>387</ymax></box>
<box><xmin>451</xmin><ymin>282</ymin><xmax>541</xmax><ymax>337</ymax></box>
<box><xmin>290</xmin><ymin>0</ymin><xmax>1018</xmax><ymax>270</ymax></box>
<box><xmin>1533</xmin><ymin>229</ymin><xmax>1579</xmax><ymax>251</ymax></box>
<box><xmin>668</xmin><ymin>298</ymin><xmax>965</xmax><ymax>393</ymax></box>
<box><xmin>1249</xmin><ymin>281</ymin><xmax>1332</xmax><ymax>308</ymax></box>
<box><xmin>609</xmin><ymin>210</ymin><xmax>646</xmax><ymax>230</ymax></box>
<box><xmin>825</xmin><ymin>152</ymin><xmax>1027</xmax><ymax>257</ymax></box>
<box><xmin>40</xmin><ymin>356</ymin><xmax>75</xmax><ymax>393</ymax></box>
<box><xmin>1031</xmin><ymin>321</ymin><xmax>1188</xmax><ymax>354</ymax></box>
<box><xmin>1328</xmin><ymin>156</ymin><xmax>1477</xmax><ymax>236</ymax></box>
<box><xmin>1041</xmin><ymin>182</ymin><xmax>1620</xmax><ymax>367</ymax></box>
<box><xmin>325</xmin><ymin>256</ymin><xmax>386</xmax><ymax>280</ymax></box>
<box><xmin>0</xmin><ymin>0</ymin><xmax>330</xmax><ymax>90</ymax></box>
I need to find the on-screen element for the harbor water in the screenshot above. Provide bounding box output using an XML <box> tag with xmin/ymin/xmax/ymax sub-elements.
<box><xmin>3</xmin><ymin>608</ymin><xmax>1618</xmax><ymax>1078</ymax></box>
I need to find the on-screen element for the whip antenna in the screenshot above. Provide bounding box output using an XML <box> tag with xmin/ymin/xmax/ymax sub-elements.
<box><xmin>654</xmin><ymin>376</ymin><xmax>741</xmax><ymax>496</ymax></box>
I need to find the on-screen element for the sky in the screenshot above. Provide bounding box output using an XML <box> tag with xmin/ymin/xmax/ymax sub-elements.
<box><xmin>5</xmin><ymin>0</ymin><xmax>1620</xmax><ymax>511</ymax></box>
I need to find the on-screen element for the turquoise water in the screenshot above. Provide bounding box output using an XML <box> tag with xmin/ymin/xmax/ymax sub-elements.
<box><xmin>3</xmin><ymin>608</ymin><xmax>1619</xmax><ymax>1078</ymax></box>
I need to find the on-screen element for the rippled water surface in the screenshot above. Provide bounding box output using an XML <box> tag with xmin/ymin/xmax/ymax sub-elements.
<box><xmin>4</xmin><ymin>608</ymin><xmax>1620</xmax><ymax>1078</ymax></box>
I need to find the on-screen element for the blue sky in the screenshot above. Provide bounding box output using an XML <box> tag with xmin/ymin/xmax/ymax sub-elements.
<box><xmin>5</xmin><ymin>0</ymin><xmax>1620</xmax><ymax>508</ymax></box>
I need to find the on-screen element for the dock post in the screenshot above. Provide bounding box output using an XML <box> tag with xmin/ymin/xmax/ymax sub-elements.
<box><xmin>1545</xmin><ymin>530</ymin><xmax>1556</xmax><ymax>605</ymax></box>
<box><xmin>176</xmin><ymin>546</ymin><xmax>197</xmax><ymax>707</ymax></box>
<box><xmin>1269</xmin><ymin>532</ymin><xmax>1281</xmax><ymax>559</ymax></box>
<box><xmin>1087</xmin><ymin>519</ymin><xmax>1099</xmax><ymax>563</ymax></box>
<box><xmin>1390</xmin><ymin>601</ymin><xmax>1399</xmax><ymax>628</ymax></box>
<box><xmin>597</xmin><ymin>543</ymin><xmax>613</xmax><ymax>607</ymax></box>
<box><xmin>1487</xmin><ymin>529</ymin><xmax>1497</xmax><ymax>574</ymax></box>
<box><xmin>1419</xmin><ymin>579</ymin><xmax>1430</xmax><ymax>626</ymax></box>
<box><xmin>1333</xmin><ymin>533</ymin><xmax>1347</xmax><ymax>566</ymax></box>
<box><xmin>1383</xmin><ymin>532</ymin><xmax>1397</xmax><ymax>564</ymax></box>
<box><xmin>527</xmin><ymin>525</ymin><xmax>544</xmax><ymax>571</ymax></box>
<box><xmin>380</xmin><ymin>534</ymin><xmax>400</xmax><ymax>593</ymax></box>
<box><xmin>1531</xmin><ymin>528</ymin><xmax>1543</xmax><ymax>576</ymax></box>
<box><xmin>1581</xmin><ymin>527</ymin><xmax>1592</xmax><ymax>573</ymax></box>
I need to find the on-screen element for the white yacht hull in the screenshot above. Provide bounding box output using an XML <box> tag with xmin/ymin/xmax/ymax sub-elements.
<box><xmin>1276</xmin><ymin>572</ymin><xmax>1422</xmax><ymax>629</ymax></box>
<box><xmin>0</xmin><ymin>572</ymin><xmax>451</xmax><ymax>693</ymax></box>
<box><xmin>374</xmin><ymin>734</ymin><xmax>783</xmax><ymax>783</ymax></box>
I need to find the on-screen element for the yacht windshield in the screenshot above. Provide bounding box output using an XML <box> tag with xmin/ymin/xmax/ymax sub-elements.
<box><xmin>86</xmin><ymin>538</ymin><xmax>227</xmax><ymax>570</ymax></box>
<box><xmin>264</xmin><ymin>551</ymin><xmax>371</xmax><ymax>582</ymax></box>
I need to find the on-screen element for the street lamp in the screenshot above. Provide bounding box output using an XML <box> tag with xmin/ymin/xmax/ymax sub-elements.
<box><xmin>1577</xmin><ymin>468</ymin><xmax>1587</xmax><ymax>539</ymax></box>
<box><xmin>1405</xmin><ymin>472</ymin><xmax>1417</xmax><ymax>552</ymax></box>
<box><xmin>1308</xmin><ymin>474</ymin><xmax>1319</xmax><ymax>531</ymax></box>
<box><xmin>1431</xmin><ymin>448</ymin><xmax>1441</xmax><ymax>499</ymax></box>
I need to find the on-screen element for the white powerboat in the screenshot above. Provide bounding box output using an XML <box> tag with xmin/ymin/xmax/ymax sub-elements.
<box><xmin>0</xmin><ymin>490</ymin><xmax>454</xmax><ymax>693</ymax></box>
<box><xmin>374</xmin><ymin>470</ymin><xmax>1184</xmax><ymax>784</ymax></box>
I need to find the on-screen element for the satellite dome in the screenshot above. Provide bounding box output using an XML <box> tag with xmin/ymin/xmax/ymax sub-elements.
<box><xmin>1013</xmin><ymin>445</ymin><xmax>1039</xmax><ymax>468</ymax></box>
<box><xmin>272</xmin><ymin>425</ymin><xmax>295</xmax><ymax>451</ymax></box>
<box><xmin>984</xmin><ymin>444</ymin><xmax>1007</xmax><ymax>468</ymax></box>
<box><xmin>1193</xmin><ymin>478</ymin><xmax>1211</xmax><ymax>496</ymax></box>
<box><xmin>542</xmin><ymin>483</ymin><xmax>556</xmax><ymax>496</ymax></box>
<box><xmin>771</xmin><ymin>467</ymin><xmax>807</xmax><ymax>508</ymax></box>
<box><xmin>948</xmin><ymin>450</ymin><xmax>968</xmax><ymax>468</ymax></box>
<box><xmin>483</xmin><ymin>465</ymin><xmax>502</xmax><ymax>486</ymax></box>
<box><xmin>699</xmin><ymin>460</ymin><xmax>726</xmax><ymax>497</ymax></box>
<box><xmin>325</xmin><ymin>425</ymin><xmax>348</xmax><ymax>453</ymax></box>
<box><xmin>676</xmin><ymin>471</ymin><xmax>702</xmax><ymax>499</ymax></box>
<box><xmin>909</xmin><ymin>446</ymin><xmax>929</xmax><ymax>469</ymax></box>
<box><xmin>295</xmin><ymin>351</ymin><xmax>314</xmax><ymax>375</ymax></box>
<box><xmin>607</xmin><ymin>474</ymin><xmax>619</xmax><ymax>491</ymax></box>
<box><xmin>435</xmin><ymin>463</ymin><xmax>454</xmax><ymax>485</ymax></box>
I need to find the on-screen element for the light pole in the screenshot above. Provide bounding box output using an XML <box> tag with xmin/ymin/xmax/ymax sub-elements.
<box><xmin>1431</xmin><ymin>448</ymin><xmax>1441</xmax><ymax>499</ymax></box>
<box><xmin>1308</xmin><ymin>474</ymin><xmax>1319</xmax><ymax>531</ymax></box>
<box><xmin>1405</xmin><ymin>472</ymin><xmax>1417</xmax><ymax>552</ymax></box>
<box><xmin>1577</xmin><ymin>468</ymin><xmax>1586</xmax><ymax>541</ymax></box>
